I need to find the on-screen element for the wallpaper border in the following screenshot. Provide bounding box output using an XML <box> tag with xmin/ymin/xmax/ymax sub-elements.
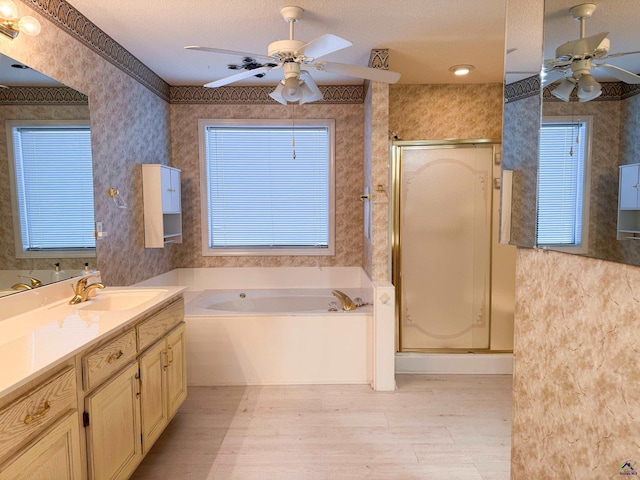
<box><xmin>169</xmin><ymin>85</ymin><xmax>364</xmax><ymax>104</ymax></box>
<box><xmin>506</xmin><ymin>75</ymin><xmax>640</xmax><ymax>103</ymax></box>
<box><xmin>0</xmin><ymin>86</ymin><xmax>88</xmax><ymax>104</ymax></box>
<box><xmin>20</xmin><ymin>0</ymin><xmax>171</xmax><ymax>102</ymax></box>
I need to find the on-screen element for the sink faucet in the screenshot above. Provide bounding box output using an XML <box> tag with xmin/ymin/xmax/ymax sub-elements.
<box><xmin>11</xmin><ymin>276</ymin><xmax>43</xmax><ymax>291</ymax></box>
<box><xmin>331</xmin><ymin>290</ymin><xmax>357</xmax><ymax>311</ymax></box>
<box><xmin>69</xmin><ymin>275</ymin><xmax>105</xmax><ymax>305</ymax></box>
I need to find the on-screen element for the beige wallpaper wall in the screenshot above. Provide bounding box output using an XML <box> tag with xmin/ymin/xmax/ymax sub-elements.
<box><xmin>512</xmin><ymin>248</ymin><xmax>640</xmax><ymax>478</ymax></box>
<box><xmin>0</xmin><ymin>103</ymin><xmax>92</xmax><ymax>270</ymax></box>
<box><xmin>502</xmin><ymin>94</ymin><xmax>539</xmax><ymax>247</ymax></box>
<box><xmin>0</xmin><ymin>1</ymin><xmax>173</xmax><ymax>285</ymax></box>
<box><xmin>169</xmin><ymin>103</ymin><xmax>364</xmax><ymax>268</ymax></box>
<box><xmin>389</xmin><ymin>84</ymin><xmax>503</xmax><ymax>140</ymax></box>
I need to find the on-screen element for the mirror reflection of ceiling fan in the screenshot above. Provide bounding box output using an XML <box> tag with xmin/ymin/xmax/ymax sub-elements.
<box><xmin>543</xmin><ymin>3</ymin><xmax>640</xmax><ymax>101</ymax></box>
<box><xmin>185</xmin><ymin>6</ymin><xmax>400</xmax><ymax>105</ymax></box>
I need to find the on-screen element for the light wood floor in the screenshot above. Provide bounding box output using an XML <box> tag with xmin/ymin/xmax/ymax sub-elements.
<box><xmin>131</xmin><ymin>375</ymin><xmax>512</xmax><ymax>480</ymax></box>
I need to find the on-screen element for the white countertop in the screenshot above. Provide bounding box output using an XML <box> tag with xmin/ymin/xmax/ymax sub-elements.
<box><xmin>0</xmin><ymin>285</ymin><xmax>187</xmax><ymax>398</ymax></box>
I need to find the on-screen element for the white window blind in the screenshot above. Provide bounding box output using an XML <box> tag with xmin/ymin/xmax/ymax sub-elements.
<box><xmin>12</xmin><ymin>125</ymin><xmax>95</xmax><ymax>253</ymax></box>
<box><xmin>202</xmin><ymin>123</ymin><xmax>333</xmax><ymax>253</ymax></box>
<box><xmin>537</xmin><ymin>121</ymin><xmax>587</xmax><ymax>247</ymax></box>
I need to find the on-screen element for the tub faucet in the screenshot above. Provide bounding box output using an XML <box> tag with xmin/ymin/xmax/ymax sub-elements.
<box><xmin>69</xmin><ymin>275</ymin><xmax>105</xmax><ymax>305</ymax></box>
<box><xmin>332</xmin><ymin>290</ymin><xmax>357</xmax><ymax>311</ymax></box>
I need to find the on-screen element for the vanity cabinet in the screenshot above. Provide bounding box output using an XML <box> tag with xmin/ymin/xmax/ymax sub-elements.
<box><xmin>142</xmin><ymin>164</ymin><xmax>182</xmax><ymax>248</ymax></box>
<box><xmin>84</xmin><ymin>362</ymin><xmax>142</xmax><ymax>480</ymax></box>
<box><xmin>617</xmin><ymin>163</ymin><xmax>640</xmax><ymax>239</ymax></box>
<box><xmin>0</xmin><ymin>412</ymin><xmax>82</xmax><ymax>480</ymax></box>
<box><xmin>0</xmin><ymin>366</ymin><xmax>82</xmax><ymax>480</ymax></box>
<box><xmin>139</xmin><ymin>323</ymin><xmax>187</xmax><ymax>452</ymax></box>
<box><xmin>82</xmin><ymin>297</ymin><xmax>186</xmax><ymax>480</ymax></box>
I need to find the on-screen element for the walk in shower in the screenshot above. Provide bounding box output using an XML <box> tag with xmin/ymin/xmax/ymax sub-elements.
<box><xmin>392</xmin><ymin>140</ymin><xmax>511</xmax><ymax>353</ymax></box>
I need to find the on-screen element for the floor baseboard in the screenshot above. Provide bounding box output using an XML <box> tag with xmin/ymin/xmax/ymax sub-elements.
<box><xmin>395</xmin><ymin>352</ymin><xmax>513</xmax><ymax>375</ymax></box>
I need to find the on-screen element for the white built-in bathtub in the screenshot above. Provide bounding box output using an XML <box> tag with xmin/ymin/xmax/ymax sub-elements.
<box><xmin>137</xmin><ymin>268</ymin><xmax>396</xmax><ymax>389</ymax></box>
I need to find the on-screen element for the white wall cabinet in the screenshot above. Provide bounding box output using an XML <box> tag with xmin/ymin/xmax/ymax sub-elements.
<box><xmin>617</xmin><ymin>163</ymin><xmax>640</xmax><ymax>239</ymax></box>
<box><xmin>142</xmin><ymin>164</ymin><xmax>182</xmax><ymax>248</ymax></box>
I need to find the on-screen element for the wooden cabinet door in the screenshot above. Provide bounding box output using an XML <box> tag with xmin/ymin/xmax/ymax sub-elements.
<box><xmin>166</xmin><ymin>323</ymin><xmax>187</xmax><ymax>419</ymax></box>
<box><xmin>85</xmin><ymin>362</ymin><xmax>142</xmax><ymax>480</ymax></box>
<box><xmin>139</xmin><ymin>339</ymin><xmax>168</xmax><ymax>453</ymax></box>
<box><xmin>0</xmin><ymin>412</ymin><xmax>82</xmax><ymax>480</ymax></box>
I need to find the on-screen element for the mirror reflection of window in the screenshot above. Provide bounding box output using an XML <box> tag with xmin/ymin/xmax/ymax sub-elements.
<box><xmin>536</xmin><ymin>116</ymin><xmax>592</xmax><ymax>254</ymax></box>
<box><xmin>7</xmin><ymin>120</ymin><xmax>95</xmax><ymax>258</ymax></box>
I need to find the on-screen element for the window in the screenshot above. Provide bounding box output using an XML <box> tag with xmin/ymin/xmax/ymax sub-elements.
<box><xmin>536</xmin><ymin>116</ymin><xmax>591</xmax><ymax>253</ymax></box>
<box><xmin>7</xmin><ymin>120</ymin><xmax>95</xmax><ymax>258</ymax></box>
<box><xmin>199</xmin><ymin>119</ymin><xmax>335</xmax><ymax>256</ymax></box>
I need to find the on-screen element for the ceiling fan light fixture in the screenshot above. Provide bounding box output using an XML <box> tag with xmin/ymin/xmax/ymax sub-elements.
<box><xmin>577</xmin><ymin>73</ymin><xmax>600</xmax><ymax>93</ymax></box>
<box><xmin>449</xmin><ymin>64</ymin><xmax>474</xmax><ymax>76</ymax></box>
<box><xmin>551</xmin><ymin>78</ymin><xmax>577</xmax><ymax>102</ymax></box>
<box><xmin>282</xmin><ymin>76</ymin><xmax>302</xmax><ymax>102</ymax></box>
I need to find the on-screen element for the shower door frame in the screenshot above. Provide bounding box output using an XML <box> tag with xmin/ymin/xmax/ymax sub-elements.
<box><xmin>391</xmin><ymin>139</ymin><xmax>501</xmax><ymax>353</ymax></box>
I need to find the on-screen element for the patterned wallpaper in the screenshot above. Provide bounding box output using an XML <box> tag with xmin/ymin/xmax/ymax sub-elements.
<box><xmin>502</xmin><ymin>94</ymin><xmax>539</xmax><ymax>247</ymax></box>
<box><xmin>512</xmin><ymin>248</ymin><xmax>640</xmax><ymax>478</ymax></box>
<box><xmin>169</xmin><ymin>103</ymin><xmax>364</xmax><ymax>268</ymax></box>
<box><xmin>389</xmin><ymin>84</ymin><xmax>504</xmax><ymax>141</ymax></box>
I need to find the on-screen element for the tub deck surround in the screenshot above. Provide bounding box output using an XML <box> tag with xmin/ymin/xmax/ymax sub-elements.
<box><xmin>189</xmin><ymin>288</ymin><xmax>373</xmax><ymax>315</ymax></box>
<box><xmin>0</xmin><ymin>282</ymin><xmax>186</xmax><ymax>397</ymax></box>
<box><xmin>138</xmin><ymin>267</ymin><xmax>396</xmax><ymax>390</ymax></box>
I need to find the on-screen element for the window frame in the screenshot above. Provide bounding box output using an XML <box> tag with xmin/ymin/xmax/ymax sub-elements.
<box><xmin>6</xmin><ymin>119</ymin><xmax>95</xmax><ymax>259</ymax></box>
<box><xmin>198</xmin><ymin>118</ymin><xmax>336</xmax><ymax>257</ymax></box>
<box><xmin>536</xmin><ymin>115</ymin><xmax>592</xmax><ymax>254</ymax></box>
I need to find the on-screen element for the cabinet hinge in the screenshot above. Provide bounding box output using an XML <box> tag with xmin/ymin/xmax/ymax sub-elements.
<box><xmin>135</xmin><ymin>368</ymin><xmax>141</xmax><ymax>380</ymax></box>
<box><xmin>83</xmin><ymin>411</ymin><xmax>90</xmax><ymax>427</ymax></box>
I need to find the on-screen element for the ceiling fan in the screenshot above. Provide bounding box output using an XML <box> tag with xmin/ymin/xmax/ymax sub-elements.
<box><xmin>542</xmin><ymin>3</ymin><xmax>640</xmax><ymax>102</ymax></box>
<box><xmin>185</xmin><ymin>6</ymin><xmax>401</xmax><ymax>105</ymax></box>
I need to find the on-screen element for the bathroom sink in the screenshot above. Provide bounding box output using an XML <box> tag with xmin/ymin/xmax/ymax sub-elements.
<box><xmin>78</xmin><ymin>289</ymin><xmax>167</xmax><ymax>312</ymax></box>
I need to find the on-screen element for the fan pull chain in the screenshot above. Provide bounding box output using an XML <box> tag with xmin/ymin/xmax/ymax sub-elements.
<box><xmin>291</xmin><ymin>103</ymin><xmax>296</xmax><ymax>160</ymax></box>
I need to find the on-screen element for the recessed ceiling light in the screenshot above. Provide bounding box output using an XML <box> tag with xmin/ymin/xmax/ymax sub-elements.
<box><xmin>449</xmin><ymin>64</ymin><xmax>475</xmax><ymax>76</ymax></box>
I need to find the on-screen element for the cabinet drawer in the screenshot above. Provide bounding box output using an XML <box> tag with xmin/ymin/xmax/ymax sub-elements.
<box><xmin>83</xmin><ymin>330</ymin><xmax>137</xmax><ymax>391</ymax></box>
<box><xmin>137</xmin><ymin>298</ymin><xmax>184</xmax><ymax>352</ymax></box>
<box><xmin>0</xmin><ymin>367</ymin><xmax>76</xmax><ymax>462</ymax></box>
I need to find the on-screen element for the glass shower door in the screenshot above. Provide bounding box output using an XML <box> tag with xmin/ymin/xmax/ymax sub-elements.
<box><xmin>396</xmin><ymin>144</ymin><xmax>493</xmax><ymax>350</ymax></box>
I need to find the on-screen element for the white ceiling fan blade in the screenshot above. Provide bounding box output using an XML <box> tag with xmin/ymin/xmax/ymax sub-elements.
<box><xmin>605</xmin><ymin>50</ymin><xmax>640</xmax><ymax>59</ymax></box>
<box><xmin>299</xmin><ymin>72</ymin><xmax>323</xmax><ymax>104</ymax></box>
<box><xmin>204</xmin><ymin>66</ymin><xmax>274</xmax><ymax>88</ymax></box>
<box><xmin>541</xmin><ymin>70</ymin><xmax>565</xmax><ymax>88</ymax></box>
<box><xmin>297</xmin><ymin>34</ymin><xmax>352</xmax><ymax>59</ymax></box>
<box><xmin>594</xmin><ymin>63</ymin><xmax>640</xmax><ymax>84</ymax></box>
<box><xmin>185</xmin><ymin>46</ymin><xmax>274</xmax><ymax>62</ymax></box>
<box><xmin>314</xmin><ymin>62</ymin><xmax>401</xmax><ymax>83</ymax></box>
<box><xmin>555</xmin><ymin>32</ymin><xmax>609</xmax><ymax>59</ymax></box>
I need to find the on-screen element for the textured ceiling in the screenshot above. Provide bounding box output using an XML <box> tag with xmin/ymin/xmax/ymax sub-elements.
<box><xmin>66</xmin><ymin>0</ymin><xmax>507</xmax><ymax>86</ymax></box>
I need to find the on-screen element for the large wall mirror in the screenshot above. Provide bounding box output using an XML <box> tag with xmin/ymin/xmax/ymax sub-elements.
<box><xmin>0</xmin><ymin>53</ymin><xmax>95</xmax><ymax>296</ymax></box>
<box><xmin>503</xmin><ymin>0</ymin><xmax>640</xmax><ymax>266</ymax></box>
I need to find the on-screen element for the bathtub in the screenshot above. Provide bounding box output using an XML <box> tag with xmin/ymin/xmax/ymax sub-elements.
<box><xmin>137</xmin><ymin>268</ymin><xmax>395</xmax><ymax>389</ymax></box>
<box><xmin>189</xmin><ymin>288</ymin><xmax>372</xmax><ymax>315</ymax></box>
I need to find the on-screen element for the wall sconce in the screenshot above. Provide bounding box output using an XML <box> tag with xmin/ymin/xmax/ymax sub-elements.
<box><xmin>0</xmin><ymin>0</ymin><xmax>41</xmax><ymax>39</ymax></box>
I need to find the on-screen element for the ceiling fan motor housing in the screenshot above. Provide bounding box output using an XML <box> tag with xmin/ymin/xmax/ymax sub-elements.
<box><xmin>268</xmin><ymin>40</ymin><xmax>306</xmax><ymax>61</ymax></box>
